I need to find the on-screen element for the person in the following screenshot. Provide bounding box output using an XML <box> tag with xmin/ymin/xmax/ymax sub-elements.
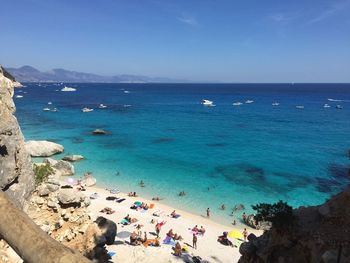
<box><xmin>174</xmin><ymin>242</ymin><xmax>182</xmax><ymax>256</ymax></box>
<box><xmin>136</xmin><ymin>224</ymin><xmax>143</xmax><ymax>237</ymax></box>
<box><xmin>199</xmin><ymin>226</ymin><xmax>206</xmax><ymax>235</ymax></box>
<box><xmin>233</xmin><ymin>220</ymin><xmax>236</xmax><ymax>225</ymax></box>
<box><xmin>173</xmin><ymin>233</ymin><xmax>183</xmax><ymax>241</ymax></box>
<box><xmin>130</xmin><ymin>231</ymin><xmax>140</xmax><ymax>246</ymax></box>
<box><xmin>139</xmin><ymin>180</ymin><xmax>145</xmax><ymax>187</ymax></box>
<box><xmin>206</xmin><ymin>208</ymin><xmax>210</xmax><ymax>218</ymax></box>
<box><xmin>192</xmin><ymin>225</ymin><xmax>199</xmax><ymax>232</ymax></box>
<box><xmin>167</xmin><ymin>229</ymin><xmax>174</xmax><ymax>238</ymax></box>
<box><xmin>242</xmin><ymin>212</ymin><xmax>247</xmax><ymax>222</ymax></box>
<box><xmin>171</xmin><ymin>210</ymin><xmax>176</xmax><ymax>217</ymax></box>
<box><xmin>221</xmin><ymin>204</ymin><xmax>225</xmax><ymax>210</ymax></box>
<box><xmin>152</xmin><ymin>196</ymin><xmax>160</xmax><ymax>201</ymax></box>
<box><xmin>217</xmin><ymin>232</ymin><xmax>233</xmax><ymax>247</ymax></box>
<box><xmin>155</xmin><ymin>221</ymin><xmax>166</xmax><ymax>238</ymax></box>
<box><xmin>142</xmin><ymin>231</ymin><xmax>147</xmax><ymax>243</ymax></box>
<box><xmin>243</xmin><ymin>228</ymin><xmax>248</xmax><ymax>241</ymax></box>
<box><xmin>192</xmin><ymin>233</ymin><xmax>197</xmax><ymax>249</ymax></box>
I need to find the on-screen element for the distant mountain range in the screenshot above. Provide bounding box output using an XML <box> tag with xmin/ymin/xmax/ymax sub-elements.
<box><xmin>6</xmin><ymin>65</ymin><xmax>187</xmax><ymax>83</ymax></box>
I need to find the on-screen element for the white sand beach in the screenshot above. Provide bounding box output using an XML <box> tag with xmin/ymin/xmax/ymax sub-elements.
<box><xmin>80</xmin><ymin>184</ymin><xmax>263</xmax><ymax>263</ymax></box>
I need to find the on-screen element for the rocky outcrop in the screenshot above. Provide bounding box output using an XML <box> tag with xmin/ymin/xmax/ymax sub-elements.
<box><xmin>43</xmin><ymin>158</ymin><xmax>75</xmax><ymax>176</ymax></box>
<box><xmin>0</xmin><ymin>65</ymin><xmax>35</xmax><ymax>208</ymax></box>
<box><xmin>62</xmin><ymin>155</ymin><xmax>84</xmax><ymax>162</ymax></box>
<box><xmin>239</xmin><ymin>185</ymin><xmax>350</xmax><ymax>263</ymax></box>
<box><xmin>25</xmin><ymin>140</ymin><xmax>64</xmax><ymax>157</ymax></box>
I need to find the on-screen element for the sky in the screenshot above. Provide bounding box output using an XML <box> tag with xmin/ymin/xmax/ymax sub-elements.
<box><xmin>1</xmin><ymin>0</ymin><xmax>350</xmax><ymax>82</ymax></box>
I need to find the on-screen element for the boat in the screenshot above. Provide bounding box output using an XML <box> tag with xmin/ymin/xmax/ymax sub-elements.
<box><xmin>296</xmin><ymin>105</ymin><xmax>304</xmax><ymax>109</ymax></box>
<box><xmin>99</xmin><ymin>104</ymin><xmax>107</xmax><ymax>109</ymax></box>
<box><xmin>82</xmin><ymin>107</ymin><xmax>94</xmax><ymax>112</ymax></box>
<box><xmin>323</xmin><ymin>104</ymin><xmax>331</xmax><ymax>108</ymax></box>
<box><xmin>232</xmin><ymin>102</ymin><xmax>243</xmax><ymax>106</ymax></box>
<box><xmin>48</xmin><ymin>102</ymin><xmax>52</xmax><ymax>105</ymax></box>
<box><xmin>15</xmin><ymin>95</ymin><xmax>23</xmax><ymax>98</ymax></box>
<box><xmin>43</xmin><ymin>108</ymin><xmax>50</xmax><ymax>111</ymax></box>
<box><xmin>245</xmin><ymin>100</ymin><xmax>254</xmax><ymax>104</ymax></box>
<box><xmin>124</xmin><ymin>104</ymin><xmax>132</xmax><ymax>107</ymax></box>
<box><xmin>61</xmin><ymin>86</ymin><xmax>76</xmax><ymax>92</ymax></box>
<box><xmin>201</xmin><ymin>99</ymin><xmax>215</xmax><ymax>106</ymax></box>
<box><xmin>51</xmin><ymin>108</ymin><xmax>58</xmax><ymax>112</ymax></box>
<box><xmin>336</xmin><ymin>105</ymin><xmax>343</xmax><ymax>109</ymax></box>
<box><xmin>123</xmin><ymin>90</ymin><xmax>130</xmax><ymax>94</ymax></box>
<box><xmin>272</xmin><ymin>102</ymin><xmax>280</xmax><ymax>106</ymax></box>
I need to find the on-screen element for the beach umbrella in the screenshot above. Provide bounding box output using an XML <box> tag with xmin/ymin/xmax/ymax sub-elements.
<box><xmin>65</xmin><ymin>177</ymin><xmax>76</xmax><ymax>185</ymax></box>
<box><xmin>117</xmin><ymin>231</ymin><xmax>131</xmax><ymax>239</ymax></box>
<box><xmin>228</xmin><ymin>230</ymin><xmax>243</xmax><ymax>239</ymax></box>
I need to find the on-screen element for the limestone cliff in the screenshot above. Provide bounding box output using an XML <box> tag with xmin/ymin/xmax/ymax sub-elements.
<box><xmin>0</xmin><ymin>65</ymin><xmax>35</xmax><ymax>208</ymax></box>
<box><xmin>239</xmin><ymin>185</ymin><xmax>350</xmax><ymax>263</ymax></box>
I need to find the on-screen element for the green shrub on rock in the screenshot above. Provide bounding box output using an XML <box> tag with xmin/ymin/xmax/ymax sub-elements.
<box><xmin>33</xmin><ymin>163</ymin><xmax>54</xmax><ymax>185</ymax></box>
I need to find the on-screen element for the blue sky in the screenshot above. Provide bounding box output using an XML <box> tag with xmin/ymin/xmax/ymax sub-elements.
<box><xmin>1</xmin><ymin>0</ymin><xmax>350</xmax><ymax>82</ymax></box>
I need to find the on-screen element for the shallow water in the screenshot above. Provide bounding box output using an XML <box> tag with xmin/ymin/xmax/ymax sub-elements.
<box><xmin>15</xmin><ymin>83</ymin><xmax>350</xmax><ymax>225</ymax></box>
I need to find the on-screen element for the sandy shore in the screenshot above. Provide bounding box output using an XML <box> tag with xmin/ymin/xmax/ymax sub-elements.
<box><xmin>78</xmin><ymin>183</ymin><xmax>263</xmax><ymax>263</ymax></box>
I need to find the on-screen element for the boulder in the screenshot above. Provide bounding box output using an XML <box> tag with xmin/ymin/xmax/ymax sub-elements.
<box><xmin>58</xmin><ymin>188</ymin><xmax>84</xmax><ymax>205</ymax></box>
<box><xmin>82</xmin><ymin>174</ymin><xmax>96</xmax><ymax>187</ymax></box>
<box><xmin>43</xmin><ymin>158</ymin><xmax>58</xmax><ymax>166</ymax></box>
<box><xmin>25</xmin><ymin>140</ymin><xmax>64</xmax><ymax>157</ymax></box>
<box><xmin>92</xmin><ymin>129</ymin><xmax>107</xmax><ymax>135</ymax></box>
<box><xmin>37</xmin><ymin>185</ymin><xmax>50</xmax><ymax>196</ymax></box>
<box><xmin>53</xmin><ymin>160</ymin><xmax>75</xmax><ymax>176</ymax></box>
<box><xmin>62</xmin><ymin>155</ymin><xmax>84</xmax><ymax>162</ymax></box>
<box><xmin>95</xmin><ymin>216</ymin><xmax>117</xmax><ymax>245</ymax></box>
<box><xmin>46</xmin><ymin>179</ymin><xmax>60</xmax><ymax>192</ymax></box>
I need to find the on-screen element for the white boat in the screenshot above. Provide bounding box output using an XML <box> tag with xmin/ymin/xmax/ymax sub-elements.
<box><xmin>232</xmin><ymin>102</ymin><xmax>243</xmax><ymax>106</ymax></box>
<box><xmin>99</xmin><ymin>104</ymin><xmax>107</xmax><ymax>109</ymax></box>
<box><xmin>323</xmin><ymin>104</ymin><xmax>331</xmax><ymax>108</ymax></box>
<box><xmin>61</xmin><ymin>86</ymin><xmax>76</xmax><ymax>92</ymax></box>
<box><xmin>43</xmin><ymin>108</ymin><xmax>50</xmax><ymax>111</ymax></box>
<box><xmin>124</xmin><ymin>90</ymin><xmax>130</xmax><ymax>94</ymax></box>
<box><xmin>51</xmin><ymin>108</ymin><xmax>58</xmax><ymax>112</ymax></box>
<box><xmin>272</xmin><ymin>102</ymin><xmax>280</xmax><ymax>106</ymax></box>
<box><xmin>201</xmin><ymin>99</ymin><xmax>215</xmax><ymax>106</ymax></box>
<box><xmin>48</xmin><ymin>102</ymin><xmax>52</xmax><ymax>105</ymax></box>
<box><xmin>336</xmin><ymin>105</ymin><xmax>343</xmax><ymax>109</ymax></box>
<box><xmin>124</xmin><ymin>104</ymin><xmax>132</xmax><ymax>107</ymax></box>
<box><xmin>82</xmin><ymin>107</ymin><xmax>94</xmax><ymax>112</ymax></box>
<box><xmin>15</xmin><ymin>95</ymin><xmax>23</xmax><ymax>98</ymax></box>
<box><xmin>296</xmin><ymin>105</ymin><xmax>304</xmax><ymax>109</ymax></box>
<box><xmin>245</xmin><ymin>100</ymin><xmax>254</xmax><ymax>104</ymax></box>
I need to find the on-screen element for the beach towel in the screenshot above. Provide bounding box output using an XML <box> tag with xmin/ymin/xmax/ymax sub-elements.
<box><xmin>163</xmin><ymin>236</ymin><xmax>176</xmax><ymax>246</ymax></box>
<box><xmin>117</xmin><ymin>198</ymin><xmax>125</xmax><ymax>203</ymax></box>
<box><xmin>149</xmin><ymin>203</ymin><xmax>155</xmax><ymax>209</ymax></box>
<box><xmin>120</xmin><ymin>219</ymin><xmax>129</xmax><ymax>225</ymax></box>
<box><xmin>172</xmin><ymin>214</ymin><xmax>181</xmax><ymax>219</ymax></box>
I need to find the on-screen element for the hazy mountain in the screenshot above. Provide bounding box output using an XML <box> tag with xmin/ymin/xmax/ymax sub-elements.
<box><xmin>6</xmin><ymin>66</ymin><xmax>187</xmax><ymax>83</ymax></box>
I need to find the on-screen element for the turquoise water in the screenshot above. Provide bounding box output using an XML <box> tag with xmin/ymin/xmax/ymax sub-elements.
<box><xmin>14</xmin><ymin>83</ymin><xmax>350</xmax><ymax>225</ymax></box>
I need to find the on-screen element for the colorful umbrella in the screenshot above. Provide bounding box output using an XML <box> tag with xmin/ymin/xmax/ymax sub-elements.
<box><xmin>228</xmin><ymin>230</ymin><xmax>243</xmax><ymax>239</ymax></box>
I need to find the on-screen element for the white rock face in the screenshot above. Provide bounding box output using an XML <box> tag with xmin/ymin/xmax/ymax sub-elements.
<box><xmin>25</xmin><ymin>140</ymin><xmax>64</xmax><ymax>157</ymax></box>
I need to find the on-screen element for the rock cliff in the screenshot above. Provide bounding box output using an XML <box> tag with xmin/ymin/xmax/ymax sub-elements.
<box><xmin>239</xmin><ymin>185</ymin><xmax>350</xmax><ymax>263</ymax></box>
<box><xmin>0</xmin><ymin>65</ymin><xmax>35</xmax><ymax>208</ymax></box>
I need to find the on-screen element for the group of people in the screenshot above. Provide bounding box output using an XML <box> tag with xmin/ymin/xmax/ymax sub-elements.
<box><xmin>192</xmin><ymin>225</ymin><xmax>206</xmax><ymax>236</ymax></box>
<box><xmin>122</xmin><ymin>214</ymin><xmax>138</xmax><ymax>225</ymax></box>
<box><xmin>166</xmin><ymin>229</ymin><xmax>183</xmax><ymax>241</ymax></box>
<box><xmin>129</xmin><ymin>230</ymin><xmax>160</xmax><ymax>247</ymax></box>
<box><xmin>128</xmin><ymin>192</ymin><xmax>138</xmax><ymax>197</ymax></box>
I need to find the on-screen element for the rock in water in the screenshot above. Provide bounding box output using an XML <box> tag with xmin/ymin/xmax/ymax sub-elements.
<box><xmin>92</xmin><ymin>129</ymin><xmax>107</xmax><ymax>135</ymax></box>
<box><xmin>62</xmin><ymin>155</ymin><xmax>84</xmax><ymax>162</ymax></box>
<box><xmin>0</xmin><ymin>65</ymin><xmax>35</xmax><ymax>207</ymax></box>
<box><xmin>25</xmin><ymin>140</ymin><xmax>64</xmax><ymax>157</ymax></box>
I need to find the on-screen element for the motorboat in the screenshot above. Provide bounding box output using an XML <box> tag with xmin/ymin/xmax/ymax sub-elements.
<box><xmin>82</xmin><ymin>107</ymin><xmax>94</xmax><ymax>112</ymax></box>
<box><xmin>232</xmin><ymin>102</ymin><xmax>243</xmax><ymax>106</ymax></box>
<box><xmin>201</xmin><ymin>99</ymin><xmax>215</xmax><ymax>106</ymax></box>
<box><xmin>61</xmin><ymin>86</ymin><xmax>76</xmax><ymax>92</ymax></box>
<box><xmin>323</xmin><ymin>104</ymin><xmax>331</xmax><ymax>108</ymax></box>
<box><xmin>124</xmin><ymin>90</ymin><xmax>130</xmax><ymax>94</ymax></box>
<box><xmin>48</xmin><ymin>102</ymin><xmax>52</xmax><ymax>105</ymax></box>
<box><xmin>336</xmin><ymin>105</ymin><xmax>343</xmax><ymax>109</ymax></box>
<box><xmin>272</xmin><ymin>102</ymin><xmax>280</xmax><ymax>106</ymax></box>
<box><xmin>43</xmin><ymin>108</ymin><xmax>50</xmax><ymax>111</ymax></box>
<box><xmin>99</xmin><ymin>104</ymin><xmax>107</xmax><ymax>109</ymax></box>
<box><xmin>245</xmin><ymin>100</ymin><xmax>254</xmax><ymax>104</ymax></box>
<box><xmin>51</xmin><ymin>108</ymin><xmax>58</xmax><ymax>112</ymax></box>
<box><xmin>296</xmin><ymin>105</ymin><xmax>304</xmax><ymax>109</ymax></box>
<box><xmin>15</xmin><ymin>95</ymin><xmax>23</xmax><ymax>98</ymax></box>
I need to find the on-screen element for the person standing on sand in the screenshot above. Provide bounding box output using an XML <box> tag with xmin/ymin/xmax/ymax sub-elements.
<box><xmin>243</xmin><ymin>228</ymin><xmax>248</xmax><ymax>241</ymax></box>
<box><xmin>192</xmin><ymin>233</ymin><xmax>197</xmax><ymax>249</ymax></box>
<box><xmin>206</xmin><ymin>208</ymin><xmax>210</xmax><ymax>218</ymax></box>
<box><xmin>242</xmin><ymin>212</ymin><xmax>247</xmax><ymax>222</ymax></box>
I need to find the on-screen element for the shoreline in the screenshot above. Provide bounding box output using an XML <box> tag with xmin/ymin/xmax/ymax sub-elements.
<box><xmin>62</xmin><ymin>178</ymin><xmax>263</xmax><ymax>262</ymax></box>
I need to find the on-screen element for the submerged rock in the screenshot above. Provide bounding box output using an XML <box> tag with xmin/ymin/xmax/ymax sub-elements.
<box><xmin>25</xmin><ymin>140</ymin><xmax>64</xmax><ymax>157</ymax></box>
<box><xmin>62</xmin><ymin>155</ymin><xmax>84</xmax><ymax>162</ymax></box>
<box><xmin>92</xmin><ymin>129</ymin><xmax>108</xmax><ymax>135</ymax></box>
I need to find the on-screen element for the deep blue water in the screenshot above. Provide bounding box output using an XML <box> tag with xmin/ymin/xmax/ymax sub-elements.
<box><xmin>14</xmin><ymin>83</ymin><xmax>350</xmax><ymax>225</ymax></box>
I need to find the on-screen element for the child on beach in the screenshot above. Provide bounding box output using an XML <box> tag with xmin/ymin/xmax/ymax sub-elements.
<box><xmin>243</xmin><ymin>228</ymin><xmax>248</xmax><ymax>241</ymax></box>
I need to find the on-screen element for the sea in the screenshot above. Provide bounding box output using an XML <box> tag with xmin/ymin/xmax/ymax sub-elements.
<box><xmin>14</xmin><ymin>83</ymin><xmax>350</xmax><ymax>226</ymax></box>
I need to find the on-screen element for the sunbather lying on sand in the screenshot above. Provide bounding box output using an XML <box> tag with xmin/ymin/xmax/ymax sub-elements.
<box><xmin>217</xmin><ymin>232</ymin><xmax>233</xmax><ymax>247</ymax></box>
<box><xmin>100</xmin><ymin>207</ymin><xmax>115</xmax><ymax>215</ymax></box>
